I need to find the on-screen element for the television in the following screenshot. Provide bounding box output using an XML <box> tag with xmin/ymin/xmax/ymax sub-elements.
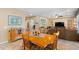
<box><xmin>55</xmin><ymin>22</ymin><xmax>64</xmax><ymax>27</ymax></box>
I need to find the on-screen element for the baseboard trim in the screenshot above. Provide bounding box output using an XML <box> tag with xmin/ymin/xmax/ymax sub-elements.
<box><xmin>0</xmin><ymin>41</ymin><xmax>8</xmax><ymax>45</ymax></box>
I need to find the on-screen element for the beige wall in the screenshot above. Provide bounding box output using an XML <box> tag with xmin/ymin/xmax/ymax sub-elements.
<box><xmin>0</xmin><ymin>8</ymin><xmax>27</xmax><ymax>43</ymax></box>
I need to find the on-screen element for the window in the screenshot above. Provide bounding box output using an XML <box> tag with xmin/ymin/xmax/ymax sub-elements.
<box><xmin>8</xmin><ymin>15</ymin><xmax>22</xmax><ymax>26</ymax></box>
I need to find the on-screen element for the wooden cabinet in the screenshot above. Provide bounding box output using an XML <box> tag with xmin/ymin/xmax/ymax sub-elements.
<box><xmin>8</xmin><ymin>28</ymin><xmax>17</xmax><ymax>42</ymax></box>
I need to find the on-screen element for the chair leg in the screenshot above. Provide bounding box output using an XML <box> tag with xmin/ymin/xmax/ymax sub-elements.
<box><xmin>22</xmin><ymin>40</ymin><xmax>26</xmax><ymax>50</ymax></box>
<box><xmin>24</xmin><ymin>45</ymin><xmax>25</xmax><ymax>50</ymax></box>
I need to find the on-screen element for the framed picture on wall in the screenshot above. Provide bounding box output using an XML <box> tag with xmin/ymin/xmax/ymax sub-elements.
<box><xmin>8</xmin><ymin>15</ymin><xmax>22</xmax><ymax>26</ymax></box>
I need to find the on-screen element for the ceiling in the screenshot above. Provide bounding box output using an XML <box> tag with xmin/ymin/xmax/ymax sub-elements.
<box><xmin>18</xmin><ymin>8</ymin><xmax>78</xmax><ymax>17</ymax></box>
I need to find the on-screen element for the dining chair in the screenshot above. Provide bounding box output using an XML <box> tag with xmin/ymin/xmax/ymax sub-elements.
<box><xmin>45</xmin><ymin>34</ymin><xmax>57</xmax><ymax>50</ymax></box>
<box><xmin>22</xmin><ymin>32</ymin><xmax>39</xmax><ymax>50</ymax></box>
<box><xmin>22</xmin><ymin>32</ymin><xmax>31</xmax><ymax>50</ymax></box>
<box><xmin>53</xmin><ymin>31</ymin><xmax>60</xmax><ymax>50</ymax></box>
<box><xmin>39</xmin><ymin>34</ymin><xmax>57</xmax><ymax>50</ymax></box>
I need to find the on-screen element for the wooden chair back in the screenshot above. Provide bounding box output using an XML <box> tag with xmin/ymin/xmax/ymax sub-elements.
<box><xmin>22</xmin><ymin>32</ymin><xmax>30</xmax><ymax>50</ymax></box>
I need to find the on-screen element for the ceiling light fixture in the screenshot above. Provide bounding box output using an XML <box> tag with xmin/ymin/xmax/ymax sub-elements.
<box><xmin>55</xmin><ymin>14</ymin><xmax>58</xmax><ymax>18</ymax></box>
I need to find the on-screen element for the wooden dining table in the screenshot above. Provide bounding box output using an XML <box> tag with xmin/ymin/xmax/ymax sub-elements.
<box><xmin>24</xmin><ymin>33</ymin><xmax>57</xmax><ymax>48</ymax></box>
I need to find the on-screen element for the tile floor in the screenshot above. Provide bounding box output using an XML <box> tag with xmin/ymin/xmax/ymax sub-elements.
<box><xmin>0</xmin><ymin>39</ymin><xmax>79</xmax><ymax>50</ymax></box>
<box><xmin>57</xmin><ymin>39</ymin><xmax>79</xmax><ymax>50</ymax></box>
